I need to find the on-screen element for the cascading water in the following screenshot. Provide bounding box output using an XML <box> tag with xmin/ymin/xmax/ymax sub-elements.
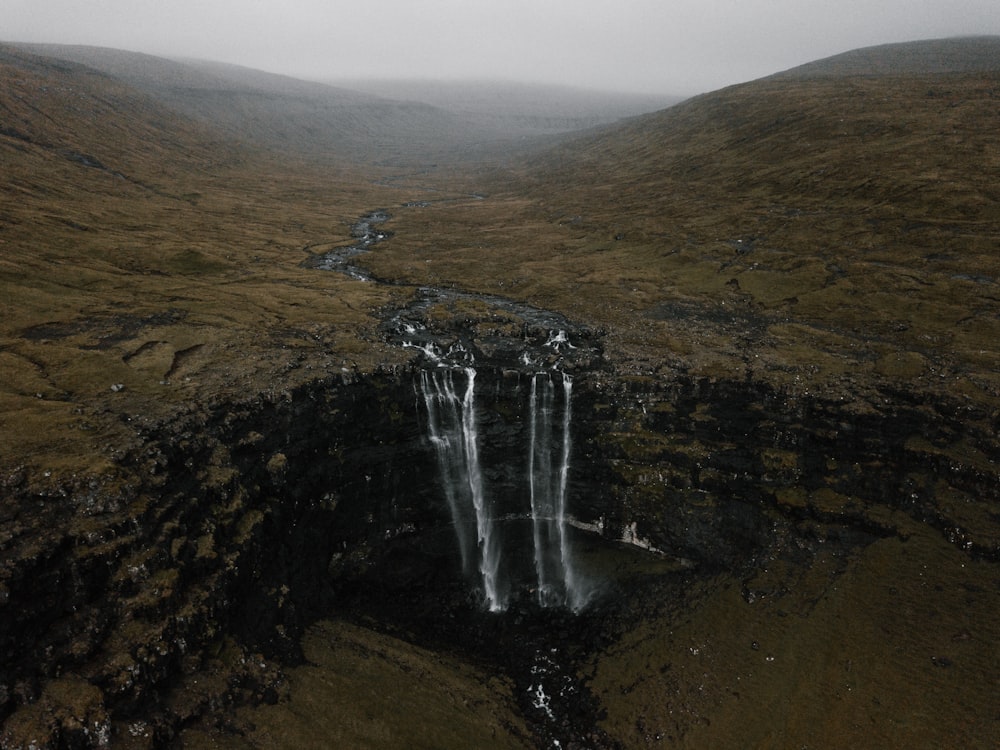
<box><xmin>420</xmin><ymin>368</ymin><xmax>506</xmax><ymax>612</ymax></box>
<box><xmin>419</xmin><ymin>364</ymin><xmax>589</xmax><ymax>612</ymax></box>
<box><xmin>528</xmin><ymin>372</ymin><xmax>583</xmax><ymax>609</ymax></box>
<box><xmin>378</xmin><ymin>256</ymin><xmax>600</xmax><ymax>612</ymax></box>
<box><xmin>313</xmin><ymin>212</ymin><xmax>612</xmax><ymax>743</ymax></box>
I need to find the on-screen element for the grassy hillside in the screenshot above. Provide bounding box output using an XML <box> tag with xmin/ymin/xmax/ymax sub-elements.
<box><xmin>12</xmin><ymin>44</ymin><xmax>661</xmax><ymax>166</ymax></box>
<box><xmin>0</xmin><ymin>44</ymin><xmax>412</xmax><ymax>475</ymax></box>
<box><xmin>366</xmin><ymin>38</ymin><xmax>1000</xmax><ymax>406</ymax></box>
<box><xmin>11</xmin><ymin>43</ymin><xmax>492</xmax><ymax>165</ymax></box>
<box><xmin>772</xmin><ymin>35</ymin><xmax>1000</xmax><ymax>77</ymax></box>
<box><xmin>6</xmin><ymin>34</ymin><xmax>995</xmax><ymax>484</ymax></box>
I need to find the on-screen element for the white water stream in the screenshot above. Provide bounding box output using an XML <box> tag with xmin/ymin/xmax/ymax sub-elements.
<box><xmin>528</xmin><ymin>372</ymin><xmax>583</xmax><ymax>609</ymax></box>
<box><xmin>420</xmin><ymin>368</ymin><xmax>505</xmax><ymax>611</ymax></box>
<box><xmin>420</xmin><ymin>367</ymin><xmax>588</xmax><ymax>611</ymax></box>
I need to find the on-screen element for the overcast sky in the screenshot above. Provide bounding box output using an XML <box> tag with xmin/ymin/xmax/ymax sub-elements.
<box><xmin>4</xmin><ymin>0</ymin><xmax>999</xmax><ymax>94</ymax></box>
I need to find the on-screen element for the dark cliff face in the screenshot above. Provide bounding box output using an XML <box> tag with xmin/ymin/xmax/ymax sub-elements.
<box><xmin>0</xmin><ymin>366</ymin><xmax>608</xmax><ymax>743</ymax></box>
<box><xmin>2</xmin><ymin>364</ymin><xmax>998</xmax><ymax>746</ymax></box>
<box><xmin>592</xmin><ymin>374</ymin><xmax>999</xmax><ymax>566</ymax></box>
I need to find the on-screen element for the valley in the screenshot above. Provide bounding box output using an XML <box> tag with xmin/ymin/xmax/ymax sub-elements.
<box><xmin>1</xmin><ymin>37</ymin><xmax>999</xmax><ymax>749</ymax></box>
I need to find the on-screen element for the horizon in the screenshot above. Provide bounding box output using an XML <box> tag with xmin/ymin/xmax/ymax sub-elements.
<box><xmin>6</xmin><ymin>34</ymin><xmax>1000</xmax><ymax>102</ymax></box>
<box><xmin>5</xmin><ymin>1</ymin><xmax>1000</xmax><ymax>97</ymax></box>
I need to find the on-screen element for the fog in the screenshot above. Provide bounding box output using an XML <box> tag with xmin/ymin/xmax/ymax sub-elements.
<box><xmin>5</xmin><ymin>0</ymin><xmax>1000</xmax><ymax>94</ymax></box>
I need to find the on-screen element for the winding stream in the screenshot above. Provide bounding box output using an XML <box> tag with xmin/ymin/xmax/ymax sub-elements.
<box><xmin>303</xmin><ymin>209</ymin><xmax>601</xmax><ymax>370</ymax></box>
<box><xmin>301</xmin><ymin>209</ymin><xmax>392</xmax><ymax>281</ymax></box>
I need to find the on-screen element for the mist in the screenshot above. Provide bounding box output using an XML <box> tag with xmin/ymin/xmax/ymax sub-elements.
<box><xmin>5</xmin><ymin>0</ymin><xmax>1000</xmax><ymax>95</ymax></box>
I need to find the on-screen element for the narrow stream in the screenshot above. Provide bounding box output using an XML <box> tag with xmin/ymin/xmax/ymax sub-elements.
<box><xmin>301</xmin><ymin>209</ymin><xmax>392</xmax><ymax>281</ymax></box>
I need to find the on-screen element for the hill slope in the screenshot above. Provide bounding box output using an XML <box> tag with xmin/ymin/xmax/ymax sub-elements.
<box><xmin>368</xmin><ymin>36</ymin><xmax>1000</xmax><ymax>399</ymax></box>
<box><xmin>773</xmin><ymin>35</ymin><xmax>1000</xmax><ymax>77</ymax></box>
<box><xmin>11</xmin><ymin>43</ymin><xmax>490</xmax><ymax>164</ymax></box>
<box><xmin>0</xmin><ymin>43</ymin><xmax>404</xmax><ymax>471</ymax></box>
<box><xmin>11</xmin><ymin>44</ymin><xmax>676</xmax><ymax>165</ymax></box>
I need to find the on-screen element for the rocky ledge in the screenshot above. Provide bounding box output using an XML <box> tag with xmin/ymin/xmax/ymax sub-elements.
<box><xmin>1</xmin><ymin>335</ymin><xmax>997</xmax><ymax>747</ymax></box>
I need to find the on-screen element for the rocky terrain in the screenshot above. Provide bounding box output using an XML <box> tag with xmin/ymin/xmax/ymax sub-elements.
<box><xmin>1</xmin><ymin>37</ymin><xmax>999</xmax><ymax>748</ymax></box>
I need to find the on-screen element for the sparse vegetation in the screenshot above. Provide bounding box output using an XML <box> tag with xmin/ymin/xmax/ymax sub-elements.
<box><xmin>371</xmin><ymin>65</ymin><xmax>1000</xmax><ymax>407</ymax></box>
<box><xmin>2</xmin><ymin>37</ymin><xmax>1000</xmax><ymax>750</ymax></box>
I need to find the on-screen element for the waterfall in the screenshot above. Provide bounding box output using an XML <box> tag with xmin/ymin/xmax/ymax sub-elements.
<box><xmin>419</xmin><ymin>367</ymin><xmax>587</xmax><ymax>612</ymax></box>
<box><xmin>528</xmin><ymin>372</ymin><xmax>583</xmax><ymax>609</ymax></box>
<box><xmin>420</xmin><ymin>368</ymin><xmax>505</xmax><ymax>611</ymax></box>
<box><xmin>420</xmin><ymin>370</ymin><xmax>474</xmax><ymax>577</ymax></box>
<box><xmin>558</xmin><ymin>373</ymin><xmax>584</xmax><ymax>610</ymax></box>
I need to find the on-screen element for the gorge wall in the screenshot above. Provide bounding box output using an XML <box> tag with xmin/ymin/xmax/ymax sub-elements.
<box><xmin>2</xmin><ymin>351</ymin><xmax>997</xmax><ymax>746</ymax></box>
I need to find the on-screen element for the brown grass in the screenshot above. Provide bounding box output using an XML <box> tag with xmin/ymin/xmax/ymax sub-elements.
<box><xmin>588</xmin><ymin>527</ymin><xmax>1000</xmax><ymax>748</ymax></box>
<box><xmin>192</xmin><ymin>620</ymin><xmax>533</xmax><ymax>750</ymax></box>
<box><xmin>365</xmin><ymin>73</ymin><xmax>1000</xmax><ymax>405</ymax></box>
<box><xmin>3</xmin><ymin>41</ymin><xmax>1000</xmax><ymax>750</ymax></box>
<box><xmin>0</xmin><ymin>46</ymin><xmax>423</xmax><ymax>474</ymax></box>
<box><xmin>6</xmin><ymin>48</ymin><xmax>998</xmax><ymax>475</ymax></box>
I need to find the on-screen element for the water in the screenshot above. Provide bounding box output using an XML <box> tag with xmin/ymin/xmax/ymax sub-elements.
<box><xmin>420</xmin><ymin>368</ymin><xmax>506</xmax><ymax>611</ymax></box>
<box><xmin>302</xmin><ymin>209</ymin><xmax>390</xmax><ymax>280</ymax></box>
<box><xmin>419</xmin><ymin>367</ymin><xmax>588</xmax><ymax>612</ymax></box>
<box><xmin>528</xmin><ymin>372</ymin><xmax>583</xmax><ymax>609</ymax></box>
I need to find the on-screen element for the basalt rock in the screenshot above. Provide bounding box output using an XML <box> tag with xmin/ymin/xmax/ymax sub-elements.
<box><xmin>1</xmin><ymin>360</ymin><xmax>998</xmax><ymax>746</ymax></box>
